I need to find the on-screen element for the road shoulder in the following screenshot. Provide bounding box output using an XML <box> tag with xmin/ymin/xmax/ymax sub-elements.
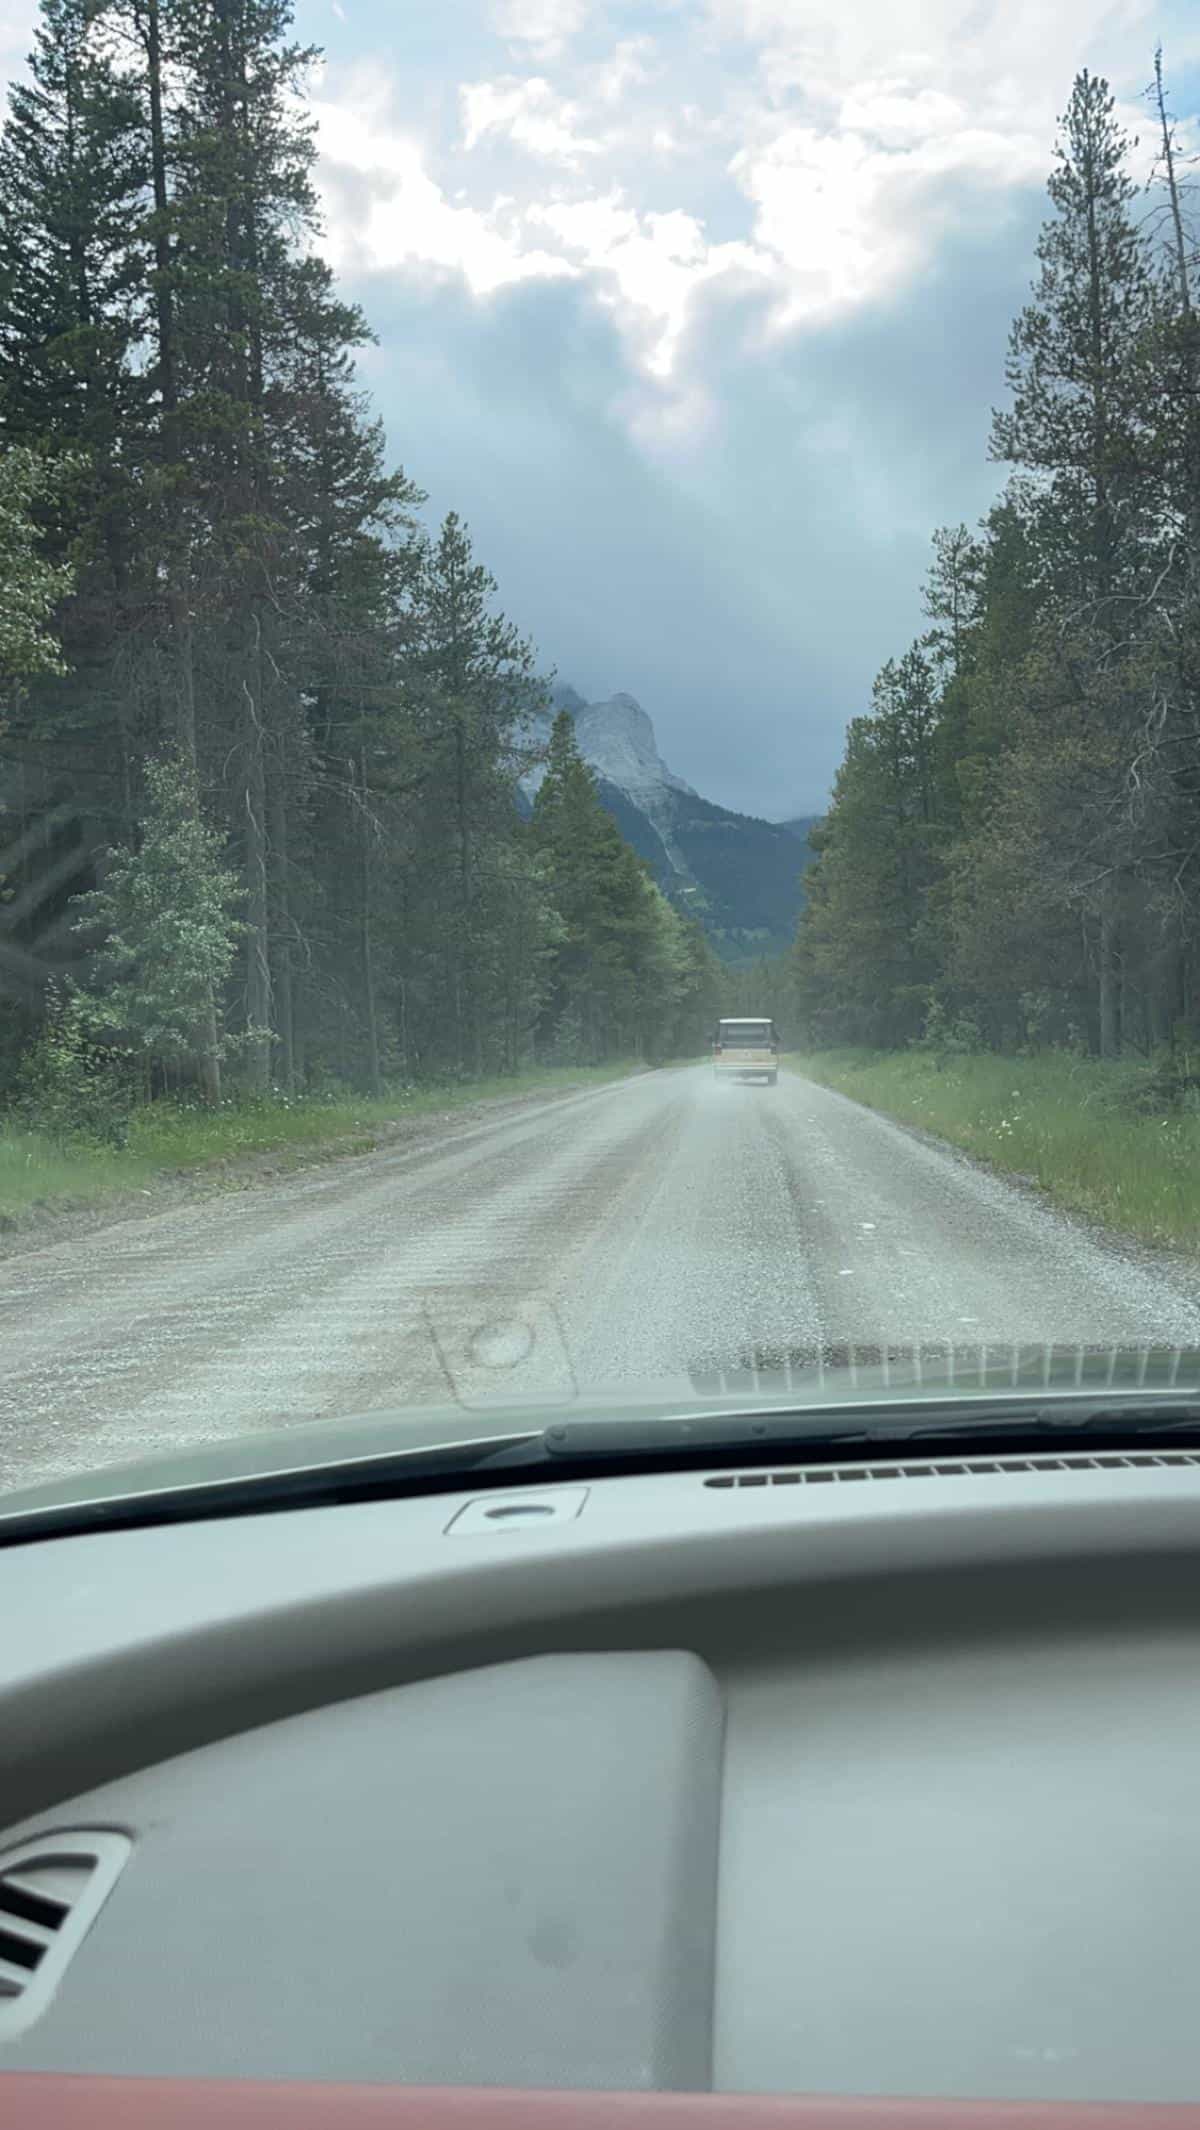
<box><xmin>0</xmin><ymin>1067</ymin><xmax>650</xmax><ymax>1265</ymax></box>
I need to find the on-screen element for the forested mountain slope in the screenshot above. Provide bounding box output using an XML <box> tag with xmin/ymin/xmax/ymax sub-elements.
<box><xmin>524</xmin><ymin>690</ymin><xmax>816</xmax><ymax>959</ymax></box>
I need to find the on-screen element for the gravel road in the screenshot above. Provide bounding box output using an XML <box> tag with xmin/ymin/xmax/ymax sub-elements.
<box><xmin>5</xmin><ymin>1063</ymin><xmax>1200</xmax><ymax>1491</ymax></box>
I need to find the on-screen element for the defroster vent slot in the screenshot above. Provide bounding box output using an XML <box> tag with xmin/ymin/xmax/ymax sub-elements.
<box><xmin>705</xmin><ymin>1450</ymin><xmax>1200</xmax><ymax>1489</ymax></box>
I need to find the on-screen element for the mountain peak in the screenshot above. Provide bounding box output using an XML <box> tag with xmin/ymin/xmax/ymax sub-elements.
<box><xmin>572</xmin><ymin>693</ymin><xmax>696</xmax><ymax>799</ymax></box>
<box><xmin>520</xmin><ymin>684</ymin><xmax>812</xmax><ymax>958</ymax></box>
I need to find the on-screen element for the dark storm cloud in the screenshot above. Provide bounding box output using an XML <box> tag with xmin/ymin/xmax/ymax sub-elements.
<box><xmin>346</xmin><ymin>175</ymin><xmax>1045</xmax><ymax>819</ymax></box>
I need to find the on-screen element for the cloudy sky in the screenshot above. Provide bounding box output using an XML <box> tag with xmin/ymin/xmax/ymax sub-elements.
<box><xmin>6</xmin><ymin>0</ymin><xmax>1200</xmax><ymax>816</ymax></box>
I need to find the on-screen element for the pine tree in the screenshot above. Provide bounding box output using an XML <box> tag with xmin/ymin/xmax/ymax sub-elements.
<box><xmin>409</xmin><ymin>513</ymin><xmax>541</xmax><ymax>1072</ymax></box>
<box><xmin>264</xmin><ymin>262</ymin><xmax>424</xmax><ymax>1092</ymax></box>
<box><xmin>0</xmin><ymin>0</ymin><xmax>153</xmax><ymax>857</ymax></box>
<box><xmin>1144</xmin><ymin>48</ymin><xmax>1199</xmax><ymax>560</ymax></box>
<box><xmin>0</xmin><ymin>449</ymin><xmax>73</xmax><ymax>685</ymax></box>
<box><xmin>533</xmin><ymin>710</ymin><xmax>620</xmax><ymax>1054</ymax></box>
<box><xmin>147</xmin><ymin>0</ymin><xmax>315</xmax><ymax>1087</ymax></box>
<box><xmin>532</xmin><ymin>710</ymin><xmax>686</xmax><ymax>1060</ymax></box>
<box><xmin>990</xmin><ymin>71</ymin><xmax>1159</xmax><ymax>1052</ymax></box>
<box><xmin>921</xmin><ymin>525</ymin><xmax>984</xmax><ymax>683</ymax></box>
<box><xmin>0</xmin><ymin>0</ymin><xmax>147</xmax><ymax>465</ymax></box>
<box><xmin>72</xmin><ymin>752</ymin><xmax>241</xmax><ymax>1093</ymax></box>
<box><xmin>992</xmin><ymin>69</ymin><xmax>1154</xmax><ymax>617</ymax></box>
<box><xmin>0</xmin><ymin>445</ymin><xmax>76</xmax><ymax>1050</ymax></box>
<box><xmin>793</xmin><ymin>647</ymin><xmax>944</xmax><ymax>1045</ymax></box>
<box><xmin>1130</xmin><ymin>48</ymin><xmax>1200</xmax><ymax>1044</ymax></box>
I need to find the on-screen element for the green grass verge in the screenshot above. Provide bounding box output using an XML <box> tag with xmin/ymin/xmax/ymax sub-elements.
<box><xmin>787</xmin><ymin>1047</ymin><xmax>1200</xmax><ymax>1252</ymax></box>
<box><xmin>0</xmin><ymin>1061</ymin><xmax>642</xmax><ymax>1223</ymax></box>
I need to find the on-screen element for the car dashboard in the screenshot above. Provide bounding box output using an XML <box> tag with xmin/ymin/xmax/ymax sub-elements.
<box><xmin>3</xmin><ymin>1448</ymin><xmax>1200</xmax><ymax>2126</ymax></box>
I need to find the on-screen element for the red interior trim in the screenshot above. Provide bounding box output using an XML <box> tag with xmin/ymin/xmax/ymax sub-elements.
<box><xmin>3</xmin><ymin>2080</ymin><xmax>1199</xmax><ymax>2130</ymax></box>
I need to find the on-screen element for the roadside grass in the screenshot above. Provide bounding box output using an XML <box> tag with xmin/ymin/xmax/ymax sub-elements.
<box><xmin>787</xmin><ymin>1047</ymin><xmax>1200</xmax><ymax>1252</ymax></box>
<box><xmin>0</xmin><ymin>1061</ymin><xmax>643</xmax><ymax>1223</ymax></box>
<box><xmin>0</xmin><ymin>1132</ymin><xmax>145</xmax><ymax>1217</ymax></box>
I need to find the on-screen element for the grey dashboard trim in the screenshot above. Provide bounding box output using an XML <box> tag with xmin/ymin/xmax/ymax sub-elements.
<box><xmin>0</xmin><ymin>1656</ymin><xmax>724</xmax><ymax>2087</ymax></box>
<box><xmin>2</xmin><ymin>1459</ymin><xmax>1200</xmax><ymax>1825</ymax></box>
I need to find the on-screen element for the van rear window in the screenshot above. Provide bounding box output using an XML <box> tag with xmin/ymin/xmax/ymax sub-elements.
<box><xmin>718</xmin><ymin>1023</ymin><xmax>772</xmax><ymax>1047</ymax></box>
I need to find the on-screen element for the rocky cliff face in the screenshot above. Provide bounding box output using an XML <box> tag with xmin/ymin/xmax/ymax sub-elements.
<box><xmin>522</xmin><ymin>687</ymin><xmax>815</xmax><ymax>961</ymax></box>
<box><xmin>523</xmin><ymin>686</ymin><xmax>691</xmax><ymax>801</ymax></box>
<box><xmin>571</xmin><ymin>694</ymin><xmax>696</xmax><ymax>800</ymax></box>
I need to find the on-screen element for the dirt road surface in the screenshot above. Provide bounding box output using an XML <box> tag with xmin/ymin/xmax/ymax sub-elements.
<box><xmin>5</xmin><ymin>1064</ymin><xmax>1200</xmax><ymax>1491</ymax></box>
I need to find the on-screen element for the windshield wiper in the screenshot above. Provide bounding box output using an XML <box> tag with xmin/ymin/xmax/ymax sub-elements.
<box><xmin>540</xmin><ymin>1398</ymin><xmax>1200</xmax><ymax>1463</ymax></box>
<box><xmin>899</xmin><ymin>1404</ymin><xmax>1200</xmax><ymax>1444</ymax></box>
<box><xmin>7</xmin><ymin>1396</ymin><xmax>1200</xmax><ymax>1547</ymax></box>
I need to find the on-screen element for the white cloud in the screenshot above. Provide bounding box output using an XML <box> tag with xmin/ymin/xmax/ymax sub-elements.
<box><xmin>460</xmin><ymin>75</ymin><xmax>601</xmax><ymax>162</ymax></box>
<box><xmin>838</xmin><ymin>82</ymin><xmax>969</xmax><ymax>146</ymax></box>
<box><xmin>301</xmin><ymin>0</ymin><xmax>1200</xmax><ymax>406</ymax></box>
<box><xmin>529</xmin><ymin>192</ymin><xmax>769</xmax><ymax>375</ymax></box>
<box><xmin>702</xmin><ymin>0</ymin><xmax>1199</xmax><ymax>123</ymax></box>
<box><xmin>312</xmin><ymin>83</ymin><xmax>575</xmax><ymax>293</ymax></box>
<box><xmin>310</xmin><ymin>65</ymin><xmax>771</xmax><ymax>380</ymax></box>
<box><xmin>731</xmin><ymin>101</ymin><xmax>1046</xmax><ymax>324</ymax></box>
<box><xmin>491</xmin><ymin>0</ymin><xmax>590</xmax><ymax>61</ymax></box>
<box><xmin>594</xmin><ymin>36</ymin><xmax>656</xmax><ymax>104</ymax></box>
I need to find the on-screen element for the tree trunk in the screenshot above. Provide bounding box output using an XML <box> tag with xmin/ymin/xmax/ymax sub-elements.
<box><xmin>1098</xmin><ymin>895</ymin><xmax>1119</xmax><ymax>1057</ymax></box>
<box><xmin>142</xmin><ymin>0</ymin><xmax>177</xmax><ymax>422</ymax></box>
<box><xmin>241</xmin><ymin>623</ymin><xmax>272</xmax><ymax>1092</ymax></box>
<box><xmin>360</xmin><ymin>747</ymin><xmax>382</xmax><ymax>1098</ymax></box>
<box><xmin>1147</xmin><ymin>921</ymin><xmax>1179</xmax><ymax>1049</ymax></box>
<box><xmin>1117</xmin><ymin>927</ymin><xmax>1136</xmax><ymax>1053</ymax></box>
<box><xmin>454</xmin><ymin>710</ymin><xmax>472</xmax><ymax>1077</ymax></box>
<box><xmin>1155</xmin><ymin>49</ymin><xmax>1195</xmax><ymax>335</ymax></box>
<box><xmin>141</xmin><ymin>0</ymin><xmax>223</xmax><ymax>1106</ymax></box>
<box><xmin>1082</xmin><ymin>137</ymin><xmax>1114</xmax><ymax>609</ymax></box>
<box><xmin>269</xmin><ymin>767</ymin><xmax>295</xmax><ymax>1094</ymax></box>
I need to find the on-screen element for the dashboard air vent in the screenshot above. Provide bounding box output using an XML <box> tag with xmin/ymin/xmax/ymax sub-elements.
<box><xmin>0</xmin><ymin>1832</ymin><xmax>130</xmax><ymax>2042</ymax></box>
<box><xmin>704</xmin><ymin>1451</ymin><xmax>1200</xmax><ymax>1489</ymax></box>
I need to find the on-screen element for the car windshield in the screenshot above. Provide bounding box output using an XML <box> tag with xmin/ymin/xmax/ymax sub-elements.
<box><xmin>2</xmin><ymin>0</ymin><xmax>1200</xmax><ymax>1505</ymax></box>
